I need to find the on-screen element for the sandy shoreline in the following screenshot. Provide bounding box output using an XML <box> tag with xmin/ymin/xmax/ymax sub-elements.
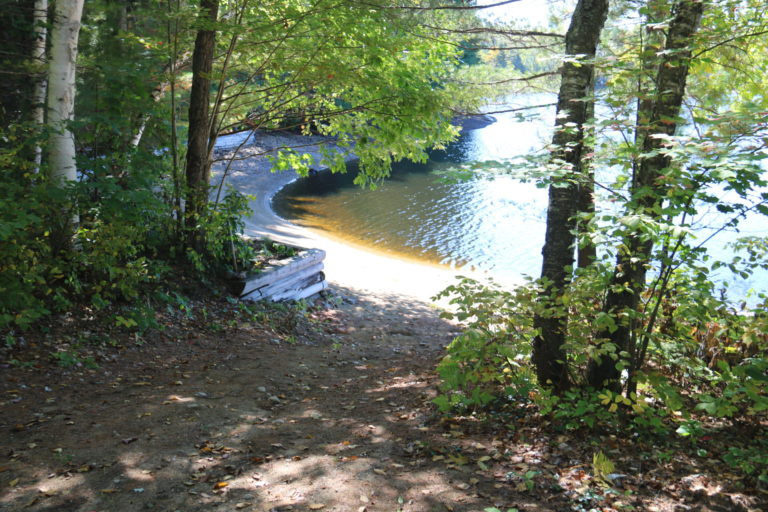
<box><xmin>212</xmin><ymin>130</ymin><xmax>469</xmax><ymax>304</ymax></box>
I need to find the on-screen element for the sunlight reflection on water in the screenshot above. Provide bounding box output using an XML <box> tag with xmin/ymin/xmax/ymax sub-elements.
<box><xmin>273</xmin><ymin>94</ymin><xmax>767</xmax><ymax>300</ymax></box>
<box><xmin>274</xmin><ymin>95</ymin><xmax>555</xmax><ymax>285</ymax></box>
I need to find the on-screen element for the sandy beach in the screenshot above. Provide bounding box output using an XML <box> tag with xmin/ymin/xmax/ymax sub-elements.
<box><xmin>212</xmin><ymin>130</ymin><xmax>469</xmax><ymax>304</ymax></box>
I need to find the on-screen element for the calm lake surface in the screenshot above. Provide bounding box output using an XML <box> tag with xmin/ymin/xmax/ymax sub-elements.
<box><xmin>274</xmin><ymin>99</ymin><xmax>555</xmax><ymax>284</ymax></box>
<box><xmin>273</xmin><ymin>96</ymin><xmax>767</xmax><ymax>299</ymax></box>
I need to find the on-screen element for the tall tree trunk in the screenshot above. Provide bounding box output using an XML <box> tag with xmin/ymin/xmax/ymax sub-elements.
<box><xmin>47</xmin><ymin>0</ymin><xmax>84</xmax><ymax>247</ymax></box>
<box><xmin>587</xmin><ymin>0</ymin><xmax>704</xmax><ymax>391</ymax></box>
<box><xmin>185</xmin><ymin>0</ymin><xmax>219</xmax><ymax>252</ymax></box>
<box><xmin>531</xmin><ymin>0</ymin><xmax>609</xmax><ymax>392</ymax></box>
<box><xmin>33</xmin><ymin>0</ymin><xmax>48</xmax><ymax>173</ymax></box>
<box><xmin>576</xmin><ymin>74</ymin><xmax>597</xmax><ymax>269</ymax></box>
<box><xmin>47</xmin><ymin>0</ymin><xmax>83</xmax><ymax>185</ymax></box>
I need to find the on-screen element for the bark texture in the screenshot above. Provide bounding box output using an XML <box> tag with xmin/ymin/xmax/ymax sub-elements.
<box><xmin>185</xmin><ymin>0</ymin><xmax>219</xmax><ymax>250</ymax></box>
<box><xmin>587</xmin><ymin>0</ymin><xmax>704</xmax><ymax>390</ymax></box>
<box><xmin>33</xmin><ymin>0</ymin><xmax>48</xmax><ymax>172</ymax></box>
<box><xmin>576</xmin><ymin>74</ymin><xmax>597</xmax><ymax>269</ymax></box>
<box><xmin>531</xmin><ymin>0</ymin><xmax>609</xmax><ymax>391</ymax></box>
<box><xmin>47</xmin><ymin>0</ymin><xmax>84</xmax><ymax>186</ymax></box>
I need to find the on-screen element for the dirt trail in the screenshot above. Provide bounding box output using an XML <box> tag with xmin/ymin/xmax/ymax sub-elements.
<box><xmin>1</xmin><ymin>286</ymin><xmax>539</xmax><ymax>512</ymax></box>
<box><xmin>3</xmin><ymin>287</ymin><xmax>765</xmax><ymax>512</ymax></box>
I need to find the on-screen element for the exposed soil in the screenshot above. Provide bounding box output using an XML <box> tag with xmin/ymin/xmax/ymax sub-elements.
<box><xmin>1</xmin><ymin>285</ymin><xmax>765</xmax><ymax>512</ymax></box>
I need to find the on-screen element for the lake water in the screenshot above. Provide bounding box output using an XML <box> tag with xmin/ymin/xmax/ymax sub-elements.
<box><xmin>273</xmin><ymin>97</ymin><xmax>767</xmax><ymax>300</ymax></box>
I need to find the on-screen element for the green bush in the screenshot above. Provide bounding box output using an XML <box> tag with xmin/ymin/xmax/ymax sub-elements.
<box><xmin>186</xmin><ymin>188</ymin><xmax>256</xmax><ymax>274</ymax></box>
<box><xmin>432</xmin><ymin>269</ymin><xmax>768</xmax><ymax>432</ymax></box>
<box><xmin>0</xmin><ymin>126</ymin><xmax>172</xmax><ymax>328</ymax></box>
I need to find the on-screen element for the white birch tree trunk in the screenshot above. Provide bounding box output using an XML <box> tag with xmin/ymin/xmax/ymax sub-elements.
<box><xmin>47</xmin><ymin>0</ymin><xmax>84</xmax><ymax>187</ymax></box>
<box><xmin>33</xmin><ymin>0</ymin><xmax>48</xmax><ymax>172</ymax></box>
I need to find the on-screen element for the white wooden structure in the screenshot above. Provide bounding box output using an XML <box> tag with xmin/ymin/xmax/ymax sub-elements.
<box><xmin>238</xmin><ymin>248</ymin><xmax>327</xmax><ymax>302</ymax></box>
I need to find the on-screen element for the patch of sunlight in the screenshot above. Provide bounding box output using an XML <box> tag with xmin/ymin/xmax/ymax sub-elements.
<box><xmin>162</xmin><ymin>394</ymin><xmax>195</xmax><ymax>403</ymax></box>
<box><xmin>1</xmin><ymin>473</ymin><xmax>87</xmax><ymax>508</ymax></box>
<box><xmin>123</xmin><ymin>466</ymin><xmax>156</xmax><ymax>482</ymax></box>
<box><xmin>298</xmin><ymin>408</ymin><xmax>325</xmax><ymax>420</ymax></box>
<box><xmin>366</xmin><ymin>378</ymin><xmax>428</xmax><ymax>392</ymax></box>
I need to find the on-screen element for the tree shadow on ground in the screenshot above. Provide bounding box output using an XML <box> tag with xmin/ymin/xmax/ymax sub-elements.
<box><xmin>1</xmin><ymin>288</ymin><xmax>764</xmax><ymax>512</ymax></box>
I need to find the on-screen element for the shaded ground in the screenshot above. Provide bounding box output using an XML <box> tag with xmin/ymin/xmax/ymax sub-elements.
<box><xmin>1</xmin><ymin>286</ymin><xmax>765</xmax><ymax>512</ymax></box>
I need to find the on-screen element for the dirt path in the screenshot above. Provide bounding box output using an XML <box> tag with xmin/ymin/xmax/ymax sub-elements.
<box><xmin>2</xmin><ymin>287</ymin><xmax>527</xmax><ymax>512</ymax></box>
<box><xmin>1</xmin><ymin>132</ymin><xmax>512</xmax><ymax>512</ymax></box>
<box><xmin>2</xmin><ymin>288</ymin><xmax>765</xmax><ymax>512</ymax></box>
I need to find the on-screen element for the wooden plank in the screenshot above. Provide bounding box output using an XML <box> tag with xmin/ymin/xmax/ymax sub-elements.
<box><xmin>264</xmin><ymin>272</ymin><xmax>325</xmax><ymax>301</ymax></box>
<box><xmin>242</xmin><ymin>272</ymin><xmax>325</xmax><ymax>302</ymax></box>
<box><xmin>288</xmin><ymin>280</ymin><xmax>328</xmax><ymax>302</ymax></box>
<box><xmin>239</xmin><ymin>249</ymin><xmax>325</xmax><ymax>297</ymax></box>
<box><xmin>248</xmin><ymin>263</ymin><xmax>324</xmax><ymax>300</ymax></box>
<box><xmin>269</xmin><ymin>276</ymin><xmax>327</xmax><ymax>302</ymax></box>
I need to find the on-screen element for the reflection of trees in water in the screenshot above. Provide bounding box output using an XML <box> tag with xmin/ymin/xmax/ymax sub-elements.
<box><xmin>271</xmin><ymin>110</ymin><xmax>553</xmax><ymax>279</ymax></box>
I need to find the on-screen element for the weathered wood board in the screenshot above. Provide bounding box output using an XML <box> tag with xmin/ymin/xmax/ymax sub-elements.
<box><xmin>237</xmin><ymin>247</ymin><xmax>328</xmax><ymax>302</ymax></box>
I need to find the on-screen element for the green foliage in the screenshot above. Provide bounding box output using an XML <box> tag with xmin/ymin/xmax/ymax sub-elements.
<box><xmin>113</xmin><ymin>302</ymin><xmax>161</xmax><ymax>335</ymax></box>
<box><xmin>591</xmin><ymin>451</ymin><xmax>615</xmax><ymax>487</ymax></box>
<box><xmin>205</xmin><ymin>0</ymin><xmax>471</xmax><ymax>186</ymax></box>
<box><xmin>0</xmin><ymin>124</ymin><xmax>173</xmax><ymax>328</ymax></box>
<box><xmin>2</xmin><ymin>0</ymin><xmax>485</xmax><ymax>330</ymax></box>
<box><xmin>433</xmin><ymin>268</ymin><xmax>768</xmax><ymax>435</ymax></box>
<box><xmin>0</xmin><ymin>182</ymin><xmax>54</xmax><ymax>327</ymax></box>
<box><xmin>186</xmin><ymin>189</ymin><xmax>255</xmax><ymax>273</ymax></box>
<box><xmin>430</xmin><ymin>2</ymin><xmax>768</xmax><ymax>491</ymax></box>
<box><xmin>433</xmin><ymin>277</ymin><xmax>538</xmax><ymax>413</ymax></box>
<box><xmin>721</xmin><ymin>441</ymin><xmax>768</xmax><ymax>484</ymax></box>
<box><xmin>432</xmin><ymin>1</ymin><xmax>768</xmax><ymax>448</ymax></box>
<box><xmin>50</xmin><ymin>349</ymin><xmax>98</xmax><ymax>369</ymax></box>
<box><xmin>697</xmin><ymin>357</ymin><xmax>768</xmax><ymax>417</ymax></box>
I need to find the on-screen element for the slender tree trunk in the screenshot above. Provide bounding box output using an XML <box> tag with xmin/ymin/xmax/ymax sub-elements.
<box><xmin>130</xmin><ymin>52</ymin><xmax>191</xmax><ymax>149</ymax></box>
<box><xmin>576</xmin><ymin>75</ymin><xmax>597</xmax><ymax>269</ymax></box>
<box><xmin>47</xmin><ymin>0</ymin><xmax>84</xmax><ymax>248</ymax></box>
<box><xmin>33</xmin><ymin>0</ymin><xmax>48</xmax><ymax>173</ymax></box>
<box><xmin>531</xmin><ymin>0</ymin><xmax>609</xmax><ymax>392</ymax></box>
<box><xmin>168</xmin><ymin>0</ymin><xmax>183</xmax><ymax>240</ymax></box>
<box><xmin>185</xmin><ymin>0</ymin><xmax>219</xmax><ymax>252</ymax></box>
<box><xmin>587</xmin><ymin>0</ymin><xmax>704</xmax><ymax>391</ymax></box>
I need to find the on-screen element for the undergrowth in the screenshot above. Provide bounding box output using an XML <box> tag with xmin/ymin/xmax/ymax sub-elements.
<box><xmin>432</xmin><ymin>273</ymin><xmax>768</xmax><ymax>485</ymax></box>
